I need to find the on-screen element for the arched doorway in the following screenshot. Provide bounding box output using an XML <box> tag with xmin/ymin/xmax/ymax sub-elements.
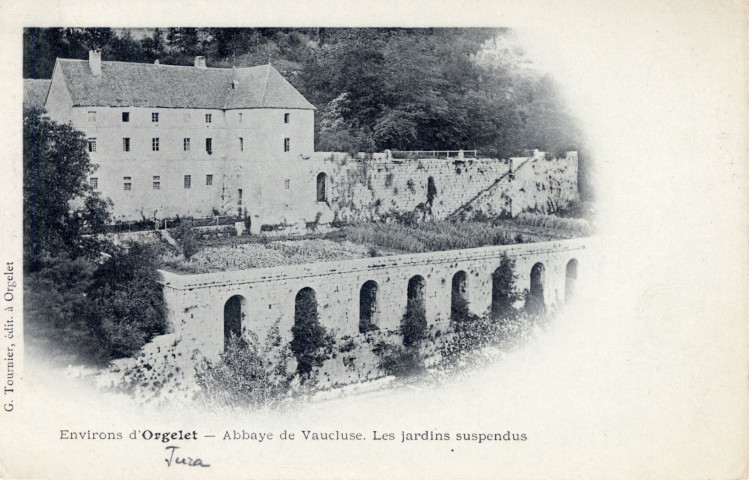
<box><xmin>316</xmin><ymin>172</ymin><xmax>328</xmax><ymax>202</ymax></box>
<box><xmin>223</xmin><ymin>295</ymin><xmax>247</xmax><ymax>348</ymax></box>
<box><xmin>525</xmin><ymin>262</ymin><xmax>546</xmax><ymax>315</ymax></box>
<box><xmin>359</xmin><ymin>280</ymin><xmax>379</xmax><ymax>333</ymax></box>
<box><xmin>450</xmin><ymin>270</ymin><xmax>470</xmax><ymax>321</ymax></box>
<box><xmin>565</xmin><ymin>259</ymin><xmax>578</xmax><ymax>302</ymax></box>
<box><xmin>292</xmin><ymin>287</ymin><xmax>323</xmax><ymax>376</ymax></box>
<box><xmin>294</xmin><ymin>287</ymin><xmax>318</xmax><ymax>326</ymax></box>
<box><xmin>403</xmin><ymin>275</ymin><xmax>427</xmax><ymax>346</ymax></box>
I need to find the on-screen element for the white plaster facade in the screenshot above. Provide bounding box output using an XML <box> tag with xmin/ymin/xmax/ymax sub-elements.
<box><xmin>44</xmin><ymin>52</ymin><xmax>316</xmax><ymax>221</ymax></box>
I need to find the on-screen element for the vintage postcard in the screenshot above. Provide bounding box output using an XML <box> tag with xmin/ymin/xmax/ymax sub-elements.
<box><xmin>1</xmin><ymin>1</ymin><xmax>747</xmax><ymax>479</ymax></box>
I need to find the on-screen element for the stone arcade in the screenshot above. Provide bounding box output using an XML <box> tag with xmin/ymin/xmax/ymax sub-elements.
<box><xmin>160</xmin><ymin>238</ymin><xmax>587</xmax><ymax>360</ymax></box>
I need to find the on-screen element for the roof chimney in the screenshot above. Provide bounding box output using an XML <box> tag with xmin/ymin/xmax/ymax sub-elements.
<box><xmin>194</xmin><ymin>56</ymin><xmax>206</xmax><ymax>69</ymax></box>
<box><xmin>89</xmin><ymin>50</ymin><xmax>101</xmax><ymax>76</ymax></box>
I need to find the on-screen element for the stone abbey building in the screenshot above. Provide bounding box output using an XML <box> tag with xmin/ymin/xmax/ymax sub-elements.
<box><xmin>28</xmin><ymin>51</ymin><xmax>587</xmax><ymax>388</ymax></box>
<box><xmin>42</xmin><ymin>51</ymin><xmax>316</xmax><ymax>226</ymax></box>
<box><xmin>36</xmin><ymin>50</ymin><xmax>580</xmax><ymax>231</ymax></box>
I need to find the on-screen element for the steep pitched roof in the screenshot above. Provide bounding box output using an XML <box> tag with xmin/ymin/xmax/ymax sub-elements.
<box><xmin>23</xmin><ymin>79</ymin><xmax>51</xmax><ymax>109</ymax></box>
<box><xmin>55</xmin><ymin>59</ymin><xmax>315</xmax><ymax>110</ymax></box>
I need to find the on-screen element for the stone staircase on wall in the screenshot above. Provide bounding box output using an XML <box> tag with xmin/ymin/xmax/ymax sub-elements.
<box><xmin>447</xmin><ymin>158</ymin><xmax>531</xmax><ymax>220</ymax></box>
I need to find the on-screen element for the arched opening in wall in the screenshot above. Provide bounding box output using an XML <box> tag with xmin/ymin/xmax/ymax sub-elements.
<box><xmin>359</xmin><ymin>280</ymin><xmax>379</xmax><ymax>334</ymax></box>
<box><xmin>525</xmin><ymin>262</ymin><xmax>546</xmax><ymax>315</ymax></box>
<box><xmin>403</xmin><ymin>275</ymin><xmax>427</xmax><ymax>346</ymax></box>
<box><xmin>450</xmin><ymin>270</ymin><xmax>470</xmax><ymax>322</ymax></box>
<box><xmin>565</xmin><ymin>259</ymin><xmax>578</xmax><ymax>302</ymax></box>
<box><xmin>223</xmin><ymin>295</ymin><xmax>247</xmax><ymax>349</ymax></box>
<box><xmin>292</xmin><ymin>287</ymin><xmax>325</xmax><ymax>377</ymax></box>
<box><xmin>316</xmin><ymin>172</ymin><xmax>328</xmax><ymax>202</ymax></box>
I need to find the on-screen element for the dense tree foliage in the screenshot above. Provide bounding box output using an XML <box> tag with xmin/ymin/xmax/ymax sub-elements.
<box><xmin>86</xmin><ymin>243</ymin><xmax>167</xmax><ymax>361</ymax></box>
<box><xmin>23</xmin><ymin>108</ymin><xmax>111</xmax><ymax>271</ymax></box>
<box><xmin>25</xmin><ymin>243</ymin><xmax>167</xmax><ymax>364</ymax></box>
<box><xmin>491</xmin><ymin>254</ymin><xmax>521</xmax><ymax>320</ymax></box>
<box><xmin>24</xmin><ymin>27</ymin><xmax>585</xmax><ymax>165</ymax></box>
<box><xmin>290</xmin><ymin>289</ymin><xmax>331</xmax><ymax>378</ymax></box>
<box><xmin>24</xmin><ymin>108</ymin><xmax>166</xmax><ymax>363</ymax></box>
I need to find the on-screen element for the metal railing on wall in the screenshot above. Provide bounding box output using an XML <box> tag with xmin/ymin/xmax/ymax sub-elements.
<box><xmin>389</xmin><ymin>149</ymin><xmax>479</xmax><ymax>160</ymax></box>
<box><xmin>102</xmin><ymin>215</ymin><xmax>238</xmax><ymax>234</ymax></box>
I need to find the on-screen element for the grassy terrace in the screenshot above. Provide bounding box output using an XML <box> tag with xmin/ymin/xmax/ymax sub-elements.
<box><xmin>160</xmin><ymin>213</ymin><xmax>592</xmax><ymax>274</ymax></box>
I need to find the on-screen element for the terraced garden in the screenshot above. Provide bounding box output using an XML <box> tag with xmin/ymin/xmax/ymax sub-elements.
<box><xmin>161</xmin><ymin>214</ymin><xmax>592</xmax><ymax>274</ymax></box>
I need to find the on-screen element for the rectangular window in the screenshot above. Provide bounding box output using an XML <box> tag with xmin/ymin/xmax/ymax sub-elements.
<box><xmin>206</xmin><ymin>138</ymin><xmax>212</xmax><ymax>154</ymax></box>
<box><xmin>87</xmin><ymin>138</ymin><xmax>97</xmax><ymax>152</ymax></box>
<box><xmin>90</xmin><ymin>177</ymin><xmax>98</xmax><ymax>190</ymax></box>
<box><xmin>205</xmin><ymin>113</ymin><xmax>212</xmax><ymax>123</ymax></box>
<box><xmin>284</xmin><ymin>179</ymin><xmax>290</xmax><ymax>190</ymax></box>
<box><xmin>122</xmin><ymin>112</ymin><xmax>130</xmax><ymax>122</ymax></box>
<box><xmin>123</xmin><ymin>177</ymin><xmax>132</xmax><ymax>191</ymax></box>
<box><xmin>183</xmin><ymin>138</ymin><xmax>191</xmax><ymax>151</ymax></box>
<box><xmin>184</xmin><ymin>175</ymin><xmax>191</xmax><ymax>189</ymax></box>
<box><xmin>153</xmin><ymin>176</ymin><xmax>161</xmax><ymax>190</ymax></box>
<box><xmin>284</xmin><ymin>138</ymin><xmax>290</xmax><ymax>152</ymax></box>
<box><xmin>284</xmin><ymin>113</ymin><xmax>290</xmax><ymax>123</ymax></box>
<box><xmin>238</xmin><ymin>112</ymin><xmax>243</xmax><ymax>123</ymax></box>
<box><xmin>206</xmin><ymin>174</ymin><xmax>213</xmax><ymax>186</ymax></box>
<box><xmin>122</xmin><ymin>138</ymin><xmax>130</xmax><ymax>152</ymax></box>
<box><xmin>152</xmin><ymin>138</ymin><xmax>159</xmax><ymax>151</ymax></box>
<box><xmin>152</xmin><ymin>112</ymin><xmax>159</xmax><ymax>122</ymax></box>
<box><xmin>88</xmin><ymin>111</ymin><xmax>96</xmax><ymax>122</ymax></box>
<box><xmin>239</xmin><ymin>137</ymin><xmax>244</xmax><ymax>152</ymax></box>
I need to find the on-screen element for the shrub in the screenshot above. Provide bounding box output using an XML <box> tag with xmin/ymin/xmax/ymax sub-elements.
<box><xmin>174</xmin><ymin>222</ymin><xmax>200</xmax><ymax>261</ymax></box>
<box><xmin>406</xmin><ymin>178</ymin><xmax>416</xmax><ymax>193</ymax></box>
<box><xmin>359</xmin><ymin>320</ymin><xmax>380</xmax><ymax>334</ymax></box>
<box><xmin>373</xmin><ymin>342</ymin><xmax>425</xmax><ymax>378</ymax></box>
<box><xmin>338</xmin><ymin>336</ymin><xmax>356</xmax><ymax>353</ymax></box>
<box><xmin>290</xmin><ymin>291</ymin><xmax>332</xmax><ymax>379</ymax></box>
<box><xmin>450</xmin><ymin>295</ymin><xmax>479</xmax><ymax>323</ymax></box>
<box><xmin>491</xmin><ymin>254</ymin><xmax>521</xmax><ymax>320</ymax></box>
<box><xmin>195</xmin><ymin>331</ymin><xmax>292</xmax><ymax>409</ymax></box>
<box><xmin>384</xmin><ymin>172</ymin><xmax>394</xmax><ymax>187</ymax></box>
<box><xmin>401</xmin><ymin>298</ymin><xmax>427</xmax><ymax>347</ymax></box>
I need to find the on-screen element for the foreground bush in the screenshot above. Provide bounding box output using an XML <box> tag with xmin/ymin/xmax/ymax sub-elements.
<box><xmin>373</xmin><ymin>342</ymin><xmax>425</xmax><ymax>378</ymax></box>
<box><xmin>87</xmin><ymin>243</ymin><xmax>167</xmax><ymax>362</ymax></box>
<box><xmin>24</xmin><ymin>254</ymin><xmax>98</xmax><ymax>362</ymax></box>
<box><xmin>25</xmin><ymin>242</ymin><xmax>167</xmax><ymax>364</ymax></box>
<box><xmin>195</xmin><ymin>331</ymin><xmax>292</xmax><ymax>409</ymax></box>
